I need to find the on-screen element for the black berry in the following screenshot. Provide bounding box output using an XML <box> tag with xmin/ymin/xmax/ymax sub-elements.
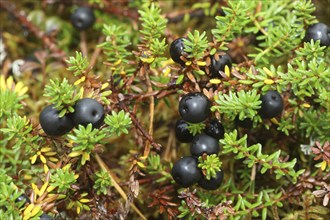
<box><xmin>71</xmin><ymin>7</ymin><xmax>95</xmax><ymax>30</ymax></box>
<box><xmin>205</xmin><ymin>120</ymin><xmax>225</xmax><ymax>140</ymax></box>
<box><xmin>198</xmin><ymin>170</ymin><xmax>223</xmax><ymax>190</ymax></box>
<box><xmin>39</xmin><ymin>105</ymin><xmax>74</xmax><ymax>137</ymax></box>
<box><xmin>190</xmin><ymin>133</ymin><xmax>220</xmax><ymax>157</ymax></box>
<box><xmin>171</xmin><ymin>156</ymin><xmax>202</xmax><ymax>187</ymax></box>
<box><xmin>209</xmin><ymin>53</ymin><xmax>232</xmax><ymax>78</ymax></box>
<box><xmin>15</xmin><ymin>194</ymin><xmax>30</xmax><ymax>207</ymax></box>
<box><xmin>259</xmin><ymin>90</ymin><xmax>284</xmax><ymax>119</ymax></box>
<box><xmin>170</xmin><ymin>38</ymin><xmax>186</xmax><ymax>66</ymax></box>
<box><xmin>72</xmin><ymin>98</ymin><xmax>105</xmax><ymax>128</ymax></box>
<box><xmin>39</xmin><ymin>213</ymin><xmax>53</xmax><ymax>220</ymax></box>
<box><xmin>178</xmin><ymin>93</ymin><xmax>211</xmax><ymax>123</ymax></box>
<box><xmin>175</xmin><ymin>119</ymin><xmax>194</xmax><ymax>143</ymax></box>
<box><xmin>304</xmin><ymin>23</ymin><xmax>330</xmax><ymax>47</ymax></box>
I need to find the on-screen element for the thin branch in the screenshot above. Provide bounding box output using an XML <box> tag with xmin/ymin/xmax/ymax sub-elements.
<box><xmin>119</xmin><ymin>99</ymin><xmax>161</xmax><ymax>151</ymax></box>
<box><xmin>95</xmin><ymin>153</ymin><xmax>147</xmax><ymax>220</ymax></box>
<box><xmin>89</xmin><ymin>36</ymin><xmax>105</xmax><ymax>68</ymax></box>
<box><xmin>80</xmin><ymin>31</ymin><xmax>88</xmax><ymax>56</ymax></box>
<box><xmin>143</xmin><ymin>67</ymin><xmax>155</xmax><ymax>157</ymax></box>
<box><xmin>166</xmin><ymin>8</ymin><xmax>224</xmax><ymax>23</ymax></box>
<box><xmin>121</xmin><ymin>80</ymin><xmax>180</xmax><ymax>102</ymax></box>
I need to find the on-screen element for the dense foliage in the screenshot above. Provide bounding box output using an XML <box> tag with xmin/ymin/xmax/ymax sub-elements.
<box><xmin>0</xmin><ymin>0</ymin><xmax>329</xmax><ymax>219</ymax></box>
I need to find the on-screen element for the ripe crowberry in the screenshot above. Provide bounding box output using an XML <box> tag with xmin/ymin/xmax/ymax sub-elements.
<box><xmin>171</xmin><ymin>156</ymin><xmax>202</xmax><ymax>187</ymax></box>
<box><xmin>170</xmin><ymin>38</ymin><xmax>186</xmax><ymax>66</ymax></box>
<box><xmin>190</xmin><ymin>133</ymin><xmax>220</xmax><ymax>157</ymax></box>
<box><xmin>175</xmin><ymin>119</ymin><xmax>194</xmax><ymax>143</ymax></box>
<box><xmin>205</xmin><ymin>120</ymin><xmax>225</xmax><ymax>140</ymax></box>
<box><xmin>71</xmin><ymin>98</ymin><xmax>105</xmax><ymax>128</ymax></box>
<box><xmin>209</xmin><ymin>53</ymin><xmax>232</xmax><ymax>78</ymax></box>
<box><xmin>71</xmin><ymin>7</ymin><xmax>95</xmax><ymax>30</ymax></box>
<box><xmin>178</xmin><ymin>93</ymin><xmax>211</xmax><ymax>123</ymax></box>
<box><xmin>304</xmin><ymin>23</ymin><xmax>330</xmax><ymax>47</ymax></box>
<box><xmin>39</xmin><ymin>105</ymin><xmax>74</xmax><ymax>137</ymax></box>
<box><xmin>15</xmin><ymin>194</ymin><xmax>30</xmax><ymax>207</ymax></box>
<box><xmin>39</xmin><ymin>213</ymin><xmax>53</xmax><ymax>220</ymax></box>
<box><xmin>198</xmin><ymin>170</ymin><xmax>223</xmax><ymax>190</ymax></box>
<box><xmin>259</xmin><ymin>90</ymin><xmax>284</xmax><ymax>119</ymax></box>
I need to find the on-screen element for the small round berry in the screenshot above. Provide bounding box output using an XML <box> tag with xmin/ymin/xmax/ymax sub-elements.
<box><xmin>259</xmin><ymin>90</ymin><xmax>284</xmax><ymax>119</ymax></box>
<box><xmin>209</xmin><ymin>54</ymin><xmax>232</xmax><ymax>78</ymax></box>
<box><xmin>304</xmin><ymin>23</ymin><xmax>330</xmax><ymax>47</ymax></box>
<box><xmin>15</xmin><ymin>194</ymin><xmax>30</xmax><ymax>207</ymax></box>
<box><xmin>170</xmin><ymin>38</ymin><xmax>186</xmax><ymax>66</ymax></box>
<box><xmin>205</xmin><ymin>120</ymin><xmax>225</xmax><ymax>140</ymax></box>
<box><xmin>171</xmin><ymin>156</ymin><xmax>202</xmax><ymax>187</ymax></box>
<box><xmin>70</xmin><ymin>7</ymin><xmax>95</xmax><ymax>30</ymax></box>
<box><xmin>235</xmin><ymin>116</ymin><xmax>253</xmax><ymax>128</ymax></box>
<box><xmin>39</xmin><ymin>213</ymin><xmax>53</xmax><ymax>220</ymax></box>
<box><xmin>175</xmin><ymin>119</ymin><xmax>194</xmax><ymax>143</ymax></box>
<box><xmin>39</xmin><ymin>105</ymin><xmax>74</xmax><ymax>137</ymax></box>
<box><xmin>71</xmin><ymin>98</ymin><xmax>105</xmax><ymax>128</ymax></box>
<box><xmin>198</xmin><ymin>170</ymin><xmax>223</xmax><ymax>190</ymax></box>
<box><xmin>178</xmin><ymin>93</ymin><xmax>211</xmax><ymax>124</ymax></box>
<box><xmin>190</xmin><ymin>133</ymin><xmax>220</xmax><ymax>157</ymax></box>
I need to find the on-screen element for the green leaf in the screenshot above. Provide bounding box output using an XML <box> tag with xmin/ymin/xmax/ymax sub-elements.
<box><xmin>184</xmin><ymin>30</ymin><xmax>208</xmax><ymax>60</ymax></box>
<box><xmin>104</xmin><ymin>110</ymin><xmax>132</xmax><ymax>136</ymax></box>
<box><xmin>176</xmin><ymin>75</ymin><xmax>185</xmax><ymax>85</ymax></box>
<box><xmin>44</xmin><ymin>78</ymin><xmax>80</xmax><ymax>114</ymax></box>
<box><xmin>260</xmin><ymin>166</ymin><xmax>268</xmax><ymax>174</ymax></box>
<box><xmin>276</xmin><ymin>201</ymin><xmax>283</xmax><ymax>207</ymax></box>
<box><xmin>138</xmin><ymin>3</ymin><xmax>167</xmax><ymax>44</ymax></box>
<box><xmin>262</xmin><ymin>208</ymin><xmax>267</xmax><ymax>220</ymax></box>
<box><xmin>198</xmin><ymin>154</ymin><xmax>222</xmax><ymax>180</ymax></box>
<box><xmin>212</xmin><ymin>90</ymin><xmax>261</xmax><ymax>120</ymax></box>
<box><xmin>50</xmin><ymin>168</ymin><xmax>77</xmax><ymax>193</ymax></box>
<box><xmin>187</xmin><ymin>122</ymin><xmax>205</xmax><ymax>136</ymax></box>
<box><xmin>98</xmin><ymin>24</ymin><xmax>133</xmax><ymax>75</ymax></box>
<box><xmin>66</xmin><ymin>51</ymin><xmax>89</xmax><ymax>76</ymax></box>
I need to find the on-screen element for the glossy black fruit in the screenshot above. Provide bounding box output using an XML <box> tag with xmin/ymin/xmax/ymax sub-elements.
<box><xmin>178</xmin><ymin>93</ymin><xmax>211</xmax><ymax>123</ymax></box>
<box><xmin>205</xmin><ymin>120</ymin><xmax>225</xmax><ymax>140</ymax></box>
<box><xmin>15</xmin><ymin>194</ymin><xmax>30</xmax><ymax>207</ymax></box>
<box><xmin>39</xmin><ymin>213</ymin><xmax>53</xmax><ymax>220</ymax></box>
<box><xmin>175</xmin><ymin>119</ymin><xmax>194</xmax><ymax>143</ymax></box>
<box><xmin>235</xmin><ymin>116</ymin><xmax>253</xmax><ymax>128</ymax></box>
<box><xmin>259</xmin><ymin>90</ymin><xmax>284</xmax><ymax>119</ymax></box>
<box><xmin>209</xmin><ymin>54</ymin><xmax>232</xmax><ymax>78</ymax></box>
<box><xmin>70</xmin><ymin>7</ymin><xmax>95</xmax><ymax>30</ymax></box>
<box><xmin>190</xmin><ymin>133</ymin><xmax>220</xmax><ymax>157</ymax></box>
<box><xmin>304</xmin><ymin>23</ymin><xmax>330</xmax><ymax>47</ymax></box>
<box><xmin>171</xmin><ymin>156</ymin><xmax>202</xmax><ymax>187</ymax></box>
<box><xmin>198</xmin><ymin>170</ymin><xmax>223</xmax><ymax>190</ymax></box>
<box><xmin>72</xmin><ymin>98</ymin><xmax>105</xmax><ymax>128</ymax></box>
<box><xmin>170</xmin><ymin>38</ymin><xmax>186</xmax><ymax>66</ymax></box>
<box><xmin>39</xmin><ymin>105</ymin><xmax>74</xmax><ymax>136</ymax></box>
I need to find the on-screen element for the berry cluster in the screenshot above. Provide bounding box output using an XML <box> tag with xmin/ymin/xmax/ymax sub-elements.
<box><xmin>39</xmin><ymin>98</ymin><xmax>105</xmax><ymax>137</ymax></box>
<box><xmin>170</xmin><ymin>38</ymin><xmax>233</xmax><ymax>79</ymax></box>
<box><xmin>170</xmin><ymin>36</ymin><xmax>286</xmax><ymax>190</ymax></box>
<box><xmin>172</xmin><ymin>92</ymin><xmax>225</xmax><ymax>190</ymax></box>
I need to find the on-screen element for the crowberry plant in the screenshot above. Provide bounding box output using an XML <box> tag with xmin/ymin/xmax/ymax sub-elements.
<box><xmin>0</xmin><ymin>1</ymin><xmax>329</xmax><ymax>219</ymax></box>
